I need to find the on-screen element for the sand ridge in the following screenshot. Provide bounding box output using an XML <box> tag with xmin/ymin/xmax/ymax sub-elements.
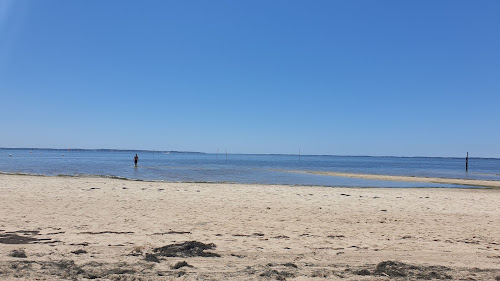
<box><xmin>286</xmin><ymin>170</ymin><xmax>500</xmax><ymax>188</ymax></box>
<box><xmin>1</xmin><ymin>174</ymin><xmax>500</xmax><ymax>280</ymax></box>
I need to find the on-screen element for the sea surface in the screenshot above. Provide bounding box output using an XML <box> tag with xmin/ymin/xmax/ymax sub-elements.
<box><xmin>1</xmin><ymin>148</ymin><xmax>499</xmax><ymax>188</ymax></box>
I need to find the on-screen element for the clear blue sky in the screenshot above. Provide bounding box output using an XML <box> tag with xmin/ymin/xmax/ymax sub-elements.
<box><xmin>1</xmin><ymin>0</ymin><xmax>499</xmax><ymax>157</ymax></box>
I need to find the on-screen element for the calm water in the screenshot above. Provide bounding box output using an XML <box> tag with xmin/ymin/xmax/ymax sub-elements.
<box><xmin>1</xmin><ymin>148</ymin><xmax>499</xmax><ymax>188</ymax></box>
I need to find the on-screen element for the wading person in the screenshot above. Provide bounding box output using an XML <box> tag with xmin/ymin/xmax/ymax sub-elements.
<box><xmin>134</xmin><ymin>154</ymin><xmax>139</xmax><ymax>167</ymax></box>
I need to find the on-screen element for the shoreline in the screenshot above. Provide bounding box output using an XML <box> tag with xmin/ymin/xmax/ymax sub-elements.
<box><xmin>1</xmin><ymin>170</ymin><xmax>497</xmax><ymax>189</ymax></box>
<box><xmin>287</xmin><ymin>170</ymin><xmax>500</xmax><ymax>188</ymax></box>
<box><xmin>1</xmin><ymin>174</ymin><xmax>500</xmax><ymax>280</ymax></box>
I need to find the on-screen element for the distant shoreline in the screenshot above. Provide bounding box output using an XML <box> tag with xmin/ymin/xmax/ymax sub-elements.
<box><xmin>0</xmin><ymin>147</ymin><xmax>205</xmax><ymax>154</ymax></box>
<box><xmin>1</xmin><ymin>147</ymin><xmax>499</xmax><ymax>159</ymax></box>
<box><xmin>287</xmin><ymin>170</ymin><xmax>500</xmax><ymax>188</ymax></box>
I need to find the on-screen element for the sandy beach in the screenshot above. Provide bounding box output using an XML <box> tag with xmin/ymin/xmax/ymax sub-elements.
<box><xmin>1</xmin><ymin>174</ymin><xmax>500</xmax><ymax>280</ymax></box>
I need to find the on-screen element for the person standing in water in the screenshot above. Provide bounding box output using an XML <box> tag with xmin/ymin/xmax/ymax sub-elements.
<box><xmin>134</xmin><ymin>154</ymin><xmax>139</xmax><ymax>167</ymax></box>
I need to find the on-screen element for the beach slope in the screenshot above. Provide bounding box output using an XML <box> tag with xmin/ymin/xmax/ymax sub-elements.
<box><xmin>1</xmin><ymin>174</ymin><xmax>499</xmax><ymax>280</ymax></box>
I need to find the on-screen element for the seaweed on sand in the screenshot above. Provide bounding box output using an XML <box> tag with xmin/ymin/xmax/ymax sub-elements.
<box><xmin>153</xmin><ymin>241</ymin><xmax>220</xmax><ymax>258</ymax></box>
<box><xmin>0</xmin><ymin>233</ymin><xmax>39</xmax><ymax>244</ymax></box>
<box><xmin>144</xmin><ymin>253</ymin><xmax>160</xmax><ymax>263</ymax></box>
<box><xmin>8</xmin><ymin>250</ymin><xmax>27</xmax><ymax>258</ymax></box>
<box><xmin>260</xmin><ymin>269</ymin><xmax>295</xmax><ymax>280</ymax></box>
<box><xmin>172</xmin><ymin>261</ymin><xmax>192</xmax><ymax>269</ymax></box>
<box><xmin>71</xmin><ymin>249</ymin><xmax>87</xmax><ymax>255</ymax></box>
<box><xmin>375</xmin><ymin>260</ymin><xmax>452</xmax><ymax>279</ymax></box>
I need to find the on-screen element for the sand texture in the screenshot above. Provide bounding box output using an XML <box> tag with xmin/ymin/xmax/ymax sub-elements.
<box><xmin>288</xmin><ymin>170</ymin><xmax>500</xmax><ymax>188</ymax></box>
<box><xmin>1</xmin><ymin>174</ymin><xmax>500</xmax><ymax>280</ymax></box>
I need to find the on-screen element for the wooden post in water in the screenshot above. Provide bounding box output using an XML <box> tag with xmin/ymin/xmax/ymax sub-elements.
<box><xmin>466</xmin><ymin>152</ymin><xmax>468</xmax><ymax>172</ymax></box>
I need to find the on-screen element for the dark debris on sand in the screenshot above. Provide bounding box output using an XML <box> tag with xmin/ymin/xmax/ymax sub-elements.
<box><xmin>0</xmin><ymin>233</ymin><xmax>35</xmax><ymax>244</ymax></box>
<box><xmin>144</xmin><ymin>253</ymin><xmax>160</xmax><ymax>263</ymax></box>
<box><xmin>39</xmin><ymin>260</ymin><xmax>86</xmax><ymax>279</ymax></box>
<box><xmin>327</xmin><ymin>235</ymin><xmax>345</xmax><ymax>239</ymax></box>
<box><xmin>0</xmin><ymin>232</ymin><xmax>51</xmax><ymax>244</ymax></box>
<box><xmin>267</xmin><ymin>262</ymin><xmax>298</xmax><ymax>269</ymax></box>
<box><xmin>283</xmin><ymin>263</ymin><xmax>298</xmax><ymax>268</ymax></box>
<box><xmin>260</xmin><ymin>269</ymin><xmax>295</xmax><ymax>280</ymax></box>
<box><xmin>14</xmin><ymin>230</ymin><xmax>40</xmax><ymax>236</ymax></box>
<box><xmin>172</xmin><ymin>261</ymin><xmax>192</xmax><ymax>269</ymax></box>
<box><xmin>374</xmin><ymin>260</ymin><xmax>452</xmax><ymax>279</ymax></box>
<box><xmin>261</xmin><ymin>263</ymin><xmax>299</xmax><ymax>280</ymax></box>
<box><xmin>1</xmin><ymin>259</ymin><xmax>139</xmax><ymax>280</ymax></box>
<box><xmin>272</xmin><ymin>235</ymin><xmax>290</xmax><ymax>239</ymax></box>
<box><xmin>69</xmin><ymin>242</ymin><xmax>89</xmax><ymax>246</ymax></box>
<box><xmin>71</xmin><ymin>249</ymin><xmax>88</xmax><ymax>255</ymax></box>
<box><xmin>153</xmin><ymin>241</ymin><xmax>220</xmax><ymax>258</ymax></box>
<box><xmin>152</xmin><ymin>231</ymin><xmax>191</xmax><ymax>235</ymax></box>
<box><xmin>79</xmin><ymin>231</ymin><xmax>134</xmax><ymax>235</ymax></box>
<box><xmin>8</xmin><ymin>249</ymin><xmax>27</xmax><ymax>258</ymax></box>
<box><xmin>1</xmin><ymin>257</ymin><xmax>500</xmax><ymax>280</ymax></box>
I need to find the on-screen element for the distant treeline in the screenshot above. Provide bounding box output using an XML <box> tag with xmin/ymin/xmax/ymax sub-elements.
<box><xmin>0</xmin><ymin>147</ymin><xmax>205</xmax><ymax>154</ymax></box>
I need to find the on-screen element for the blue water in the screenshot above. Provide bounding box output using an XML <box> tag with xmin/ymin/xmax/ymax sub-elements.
<box><xmin>1</xmin><ymin>148</ymin><xmax>499</xmax><ymax>188</ymax></box>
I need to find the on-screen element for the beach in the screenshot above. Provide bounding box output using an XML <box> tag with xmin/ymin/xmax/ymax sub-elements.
<box><xmin>1</xmin><ymin>174</ymin><xmax>500</xmax><ymax>280</ymax></box>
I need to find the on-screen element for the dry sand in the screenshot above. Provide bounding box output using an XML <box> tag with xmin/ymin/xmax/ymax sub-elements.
<box><xmin>288</xmin><ymin>170</ymin><xmax>500</xmax><ymax>188</ymax></box>
<box><xmin>1</xmin><ymin>174</ymin><xmax>500</xmax><ymax>280</ymax></box>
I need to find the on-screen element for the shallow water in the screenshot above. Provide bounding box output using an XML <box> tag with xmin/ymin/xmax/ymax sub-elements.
<box><xmin>1</xmin><ymin>148</ymin><xmax>499</xmax><ymax>188</ymax></box>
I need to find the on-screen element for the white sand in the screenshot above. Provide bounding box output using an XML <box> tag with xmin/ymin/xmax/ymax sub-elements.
<box><xmin>1</xmin><ymin>174</ymin><xmax>500</xmax><ymax>280</ymax></box>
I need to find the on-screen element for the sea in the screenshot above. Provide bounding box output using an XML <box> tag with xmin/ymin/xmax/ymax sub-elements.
<box><xmin>1</xmin><ymin>148</ymin><xmax>499</xmax><ymax>188</ymax></box>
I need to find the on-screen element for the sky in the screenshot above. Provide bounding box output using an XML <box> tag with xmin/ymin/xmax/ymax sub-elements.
<box><xmin>0</xmin><ymin>0</ymin><xmax>499</xmax><ymax>157</ymax></box>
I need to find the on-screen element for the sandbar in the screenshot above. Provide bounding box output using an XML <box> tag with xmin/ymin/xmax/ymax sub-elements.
<box><xmin>287</xmin><ymin>170</ymin><xmax>500</xmax><ymax>188</ymax></box>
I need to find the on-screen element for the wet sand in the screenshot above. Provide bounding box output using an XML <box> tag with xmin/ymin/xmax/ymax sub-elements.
<box><xmin>288</xmin><ymin>170</ymin><xmax>500</xmax><ymax>188</ymax></box>
<box><xmin>1</xmin><ymin>174</ymin><xmax>500</xmax><ymax>280</ymax></box>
